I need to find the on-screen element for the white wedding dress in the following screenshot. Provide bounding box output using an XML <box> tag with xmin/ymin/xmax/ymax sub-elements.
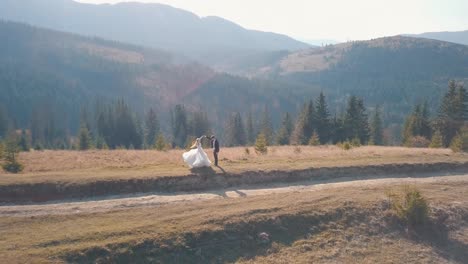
<box><xmin>182</xmin><ymin>137</ymin><xmax>212</xmax><ymax>168</ymax></box>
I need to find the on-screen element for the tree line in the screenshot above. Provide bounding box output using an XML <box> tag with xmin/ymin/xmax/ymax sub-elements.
<box><xmin>0</xmin><ymin>81</ymin><xmax>466</xmax><ymax>152</ymax></box>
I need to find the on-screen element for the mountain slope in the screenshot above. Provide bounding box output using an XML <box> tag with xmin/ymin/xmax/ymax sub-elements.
<box><xmin>0</xmin><ymin>0</ymin><xmax>309</xmax><ymax>63</ymax></box>
<box><xmin>252</xmin><ymin>36</ymin><xmax>468</xmax><ymax>123</ymax></box>
<box><xmin>406</xmin><ymin>30</ymin><xmax>468</xmax><ymax>46</ymax></box>
<box><xmin>0</xmin><ymin>21</ymin><xmax>215</xmax><ymax>129</ymax></box>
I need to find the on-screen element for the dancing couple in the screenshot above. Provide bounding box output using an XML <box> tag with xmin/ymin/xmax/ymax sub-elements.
<box><xmin>182</xmin><ymin>135</ymin><xmax>220</xmax><ymax>168</ymax></box>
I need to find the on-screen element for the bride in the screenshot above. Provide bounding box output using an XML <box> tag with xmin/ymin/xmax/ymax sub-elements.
<box><xmin>182</xmin><ymin>136</ymin><xmax>212</xmax><ymax>168</ymax></box>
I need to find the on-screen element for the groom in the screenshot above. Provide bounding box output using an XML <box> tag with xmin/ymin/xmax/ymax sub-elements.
<box><xmin>209</xmin><ymin>135</ymin><xmax>220</xmax><ymax>166</ymax></box>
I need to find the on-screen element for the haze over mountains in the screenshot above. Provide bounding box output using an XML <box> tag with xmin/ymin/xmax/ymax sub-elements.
<box><xmin>406</xmin><ymin>30</ymin><xmax>468</xmax><ymax>46</ymax></box>
<box><xmin>0</xmin><ymin>0</ymin><xmax>467</xmax><ymax>142</ymax></box>
<box><xmin>0</xmin><ymin>0</ymin><xmax>309</xmax><ymax>66</ymax></box>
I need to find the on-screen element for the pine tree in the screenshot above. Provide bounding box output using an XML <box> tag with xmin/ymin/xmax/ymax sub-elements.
<box><xmin>154</xmin><ymin>133</ymin><xmax>167</xmax><ymax>151</ymax></box>
<box><xmin>145</xmin><ymin>108</ymin><xmax>160</xmax><ymax>148</ymax></box>
<box><xmin>225</xmin><ymin>112</ymin><xmax>246</xmax><ymax>146</ymax></box>
<box><xmin>78</xmin><ymin>125</ymin><xmax>92</xmax><ymax>150</ymax></box>
<box><xmin>315</xmin><ymin>92</ymin><xmax>330</xmax><ymax>144</ymax></box>
<box><xmin>260</xmin><ymin>106</ymin><xmax>274</xmax><ymax>145</ymax></box>
<box><xmin>291</xmin><ymin>100</ymin><xmax>316</xmax><ymax>145</ymax></box>
<box><xmin>344</xmin><ymin>96</ymin><xmax>370</xmax><ymax>144</ymax></box>
<box><xmin>0</xmin><ymin>107</ymin><xmax>7</xmax><ymax>140</ymax></box>
<box><xmin>171</xmin><ymin>105</ymin><xmax>188</xmax><ymax>148</ymax></box>
<box><xmin>189</xmin><ymin>111</ymin><xmax>211</xmax><ymax>139</ymax></box>
<box><xmin>246</xmin><ymin>112</ymin><xmax>256</xmax><ymax>145</ymax></box>
<box><xmin>2</xmin><ymin>137</ymin><xmax>23</xmax><ymax>173</ymax></box>
<box><xmin>308</xmin><ymin>132</ymin><xmax>320</xmax><ymax>146</ymax></box>
<box><xmin>434</xmin><ymin>81</ymin><xmax>465</xmax><ymax>146</ymax></box>
<box><xmin>254</xmin><ymin>133</ymin><xmax>268</xmax><ymax>155</ymax></box>
<box><xmin>402</xmin><ymin>103</ymin><xmax>431</xmax><ymax>146</ymax></box>
<box><xmin>18</xmin><ymin>130</ymin><xmax>30</xmax><ymax>151</ymax></box>
<box><xmin>370</xmin><ymin>106</ymin><xmax>384</xmax><ymax>145</ymax></box>
<box><xmin>429</xmin><ymin>130</ymin><xmax>443</xmax><ymax>148</ymax></box>
<box><xmin>450</xmin><ymin>126</ymin><xmax>468</xmax><ymax>152</ymax></box>
<box><xmin>276</xmin><ymin>112</ymin><xmax>293</xmax><ymax>145</ymax></box>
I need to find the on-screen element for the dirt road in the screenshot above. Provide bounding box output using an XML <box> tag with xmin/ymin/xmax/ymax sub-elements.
<box><xmin>1</xmin><ymin>173</ymin><xmax>467</xmax><ymax>217</ymax></box>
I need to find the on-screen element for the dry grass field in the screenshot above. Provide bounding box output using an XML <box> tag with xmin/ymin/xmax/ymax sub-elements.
<box><xmin>1</xmin><ymin>146</ymin><xmax>466</xmax><ymax>185</ymax></box>
<box><xmin>1</xmin><ymin>178</ymin><xmax>467</xmax><ymax>263</ymax></box>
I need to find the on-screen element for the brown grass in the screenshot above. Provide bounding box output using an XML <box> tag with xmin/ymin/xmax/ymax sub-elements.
<box><xmin>1</xmin><ymin>146</ymin><xmax>465</xmax><ymax>185</ymax></box>
<box><xmin>0</xmin><ymin>179</ymin><xmax>466</xmax><ymax>263</ymax></box>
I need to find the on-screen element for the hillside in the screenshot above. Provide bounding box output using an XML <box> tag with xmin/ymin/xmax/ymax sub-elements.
<box><xmin>0</xmin><ymin>21</ymin><xmax>216</xmax><ymax>129</ymax></box>
<box><xmin>252</xmin><ymin>36</ymin><xmax>468</xmax><ymax>123</ymax></box>
<box><xmin>406</xmin><ymin>30</ymin><xmax>468</xmax><ymax>46</ymax></box>
<box><xmin>0</xmin><ymin>0</ymin><xmax>310</xmax><ymax>65</ymax></box>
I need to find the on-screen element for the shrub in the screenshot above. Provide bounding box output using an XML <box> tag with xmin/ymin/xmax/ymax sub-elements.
<box><xmin>2</xmin><ymin>160</ymin><xmax>24</xmax><ymax>173</ymax></box>
<box><xmin>351</xmin><ymin>137</ymin><xmax>361</xmax><ymax>147</ymax></box>
<box><xmin>255</xmin><ymin>133</ymin><xmax>268</xmax><ymax>155</ymax></box>
<box><xmin>406</xmin><ymin>136</ymin><xmax>430</xmax><ymax>148</ymax></box>
<box><xmin>339</xmin><ymin>141</ymin><xmax>352</xmax><ymax>150</ymax></box>
<box><xmin>387</xmin><ymin>186</ymin><xmax>429</xmax><ymax>227</ymax></box>
<box><xmin>293</xmin><ymin>145</ymin><xmax>301</xmax><ymax>154</ymax></box>
<box><xmin>244</xmin><ymin>147</ymin><xmax>250</xmax><ymax>155</ymax></box>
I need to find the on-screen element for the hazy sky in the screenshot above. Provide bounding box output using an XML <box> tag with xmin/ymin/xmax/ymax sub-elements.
<box><xmin>76</xmin><ymin>0</ymin><xmax>468</xmax><ymax>41</ymax></box>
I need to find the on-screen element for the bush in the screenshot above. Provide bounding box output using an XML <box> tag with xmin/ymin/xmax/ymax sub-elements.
<box><xmin>405</xmin><ymin>136</ymin><xmax>430</xmax><ymax>148</ymax></box>
<box><xmin>293</xmin><ymin>145</ymin><xmax>301</xmax><ymax>154</ymax></box>
<box><xmin>338</xmin><ymin>141</ymin><xmax>352</xmax><ymax>150</ymax></box>
<box><xmin>244</xmin><ymin>147</ymin><xmax>250</xmax><ymax>155</ymax></box>
<box><xmin>387</xmin><ymin>186</ymin><xmax>429</xmax><ymax>227</ymax></box>
<box><xmin>351</xmin><ymin>137</ymin><xmax>361</xmax><ymax>147</ymax></box>
<box><xmin>2</xmin><ymin>160</ymin><xmax>24</xmax><ymax>173</ymax></box>
<box><xmin>255</xmin><ymin>133</ymin><xmax>268</xmax><ymax>155</ymax></box>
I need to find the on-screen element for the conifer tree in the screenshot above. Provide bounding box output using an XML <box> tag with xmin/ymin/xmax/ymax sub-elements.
<box><xmin>315</xmin><ymin>92</ymin><xmax>331</xmax><ymax>144</ymax></box>
<box><xmin>155</xmin><ymin>133</ymin><xmax>167</xmax><ymax>151</ymax></box>
<box><xmin>171</xmin><ymin>104</ymin><xmax>188</xmax><ymax>148</ymax></box>
<box><xmin>429</xmin><ymin>130</ymin><xmax>443</xmax><ymax>148</ymax></box>
<box><xmin>78</xmin><ymin>124</ymin><xmax>92</xmax><ymax>150</ymax></box>
<box><xmin>1</xmin><ymin>137</ymin><xmax>23</xmax><ymax>173</ymax></box>
<box><xmin>260</xmin><ymin>106</ymin><xmax>274</xmax><ymax>145</ymax></box>
<box><xmin>291</xmin><ymin>100</ymin><xmax>316</xmax><ymax>145</ymax></box>
<box><xmin>0</xmin><ymin>108</ymin><xmax>7</xmax><ymax>140</ymax></box>
<box><xmin>225</xmin><ymin>112</ymin><xmax>246</xmax><ymax>146</ymax></box>
<box><xmin>402</xmin><ymin>103</ymin><xmax>431</xmax><ymax>146</ymax></box>
<box><xmin>145</xmin><ymin>108</ymin><xmax>160</xmax><ymax>148</ymax></box>
<box><xmin>308</xmin><ymin>132</ymin><xmax>320</xmax><ymax>146</ymax></box>
<box><xmin>189</xmin><ymin>111</ymin><xmax>211</xmax><ymax>139</ymax></box>
<box><xmin>18</xmin><ymin>130</ymin><xmax>30</xmax><ymax>151</ymax></box>
<box><xmin>246</xmin><ymin>111</ymin><xmax>256</xmax><ymax>145</ymax></box>
<box><xmin>276</xmin><ymin>112</ymin><xmax>293</xmax><ymax>145</ymax></box>
<box><xmin>434</xmin><ymin>81</ymin><xmax>466</xmax><ymax>146</ymax></box>
<box><xmin>344</xmin><ymin>96</ymin><xmax>370</xmax><ymax>144</ymax></box>
<box><xmin>255</xmin><ymin>133</ymin><xmax>268</xmax><ymax>155</ymax></box>
<box><xmin>370</xmin><ymin>106</ymin><xmax>384</xmax><ymax>145</ymax></box>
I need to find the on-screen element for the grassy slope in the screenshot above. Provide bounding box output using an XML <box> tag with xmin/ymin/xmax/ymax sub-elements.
<box><xmin>0</xmin><ymin>179</ymin><xmax>467</xmax><ymax>263</ymax></box>
<box><xmin>1</xmin><ymin>146</ymin><xmax>466</xmax><ymax>186</ymax></box>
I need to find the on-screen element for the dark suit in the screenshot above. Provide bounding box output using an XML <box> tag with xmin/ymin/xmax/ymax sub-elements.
<box><xmin>211</xmin><ymin>138</ymin><xmax>220</xmax><ymax>166</ymax></box>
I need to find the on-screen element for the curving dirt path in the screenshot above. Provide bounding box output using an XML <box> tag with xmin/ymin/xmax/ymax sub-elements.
<box><xmin>1</xmin><ymin>173</ymin><xmax>467</xmax><ymax>217</ymax></box>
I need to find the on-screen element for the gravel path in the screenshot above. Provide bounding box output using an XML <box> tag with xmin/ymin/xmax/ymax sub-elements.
<box><xmin>1</xmin><ymin>173</ymin><xmax>467</xmax><ymax>217</ymax></box>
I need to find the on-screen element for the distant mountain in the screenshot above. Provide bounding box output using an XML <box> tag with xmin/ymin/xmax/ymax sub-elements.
<box><xmin>0</xmin><ymin>0</ymin><xmax>309</xmax><ymax>65</ymax></box>
<box><xmin>405</xmin><ymin>30</ymin><xmax>468</xmax><ymax>46</ymax></box>
<box><xmin>250</xmin><ymin>36</ymin><xmax>468</xmax><ymax>122</ymax></box>
<box><xmin>0</xmin><ymin>21</ymin><xmax>215</xmax><ymax>129</ymax></box>
<box><xmin>0</xmin><ymin>21</ymin><xmax>310</xmax><ymax>134</ymax></box>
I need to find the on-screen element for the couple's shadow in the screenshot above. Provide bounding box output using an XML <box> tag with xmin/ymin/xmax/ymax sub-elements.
<box><xmin>190</xmin><ymin>165</ymin><xmax>226</xmax><ymax>175</ymax></box>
